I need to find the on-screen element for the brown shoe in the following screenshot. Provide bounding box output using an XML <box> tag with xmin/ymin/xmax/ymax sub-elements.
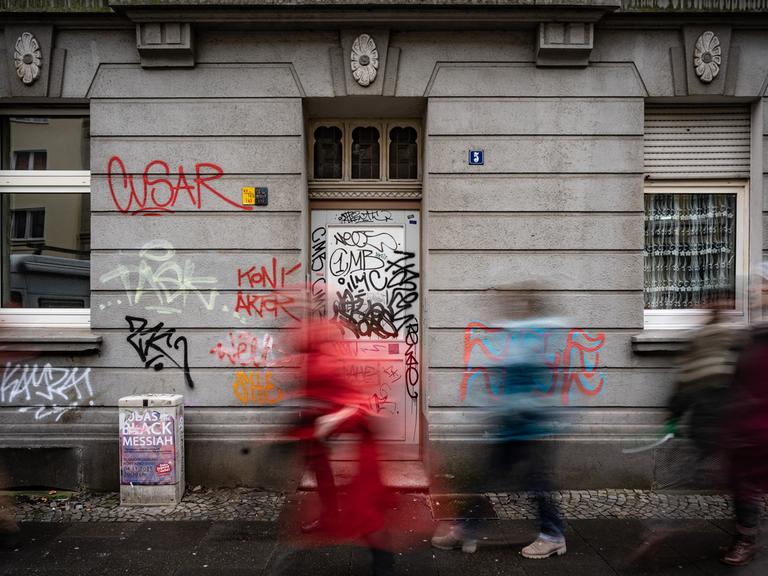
<box><xmin>721</xmin><ymin>536</ymin><xmax>758</xmax><ymax>566</ymax></box>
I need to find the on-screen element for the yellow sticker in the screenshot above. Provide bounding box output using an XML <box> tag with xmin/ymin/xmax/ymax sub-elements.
<box><xmin>242</xmin><ymin>187</ymin><xmax>256</xmax><ymax>205</ymax></box>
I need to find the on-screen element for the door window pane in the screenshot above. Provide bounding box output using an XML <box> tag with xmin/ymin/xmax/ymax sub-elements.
<box><xmin>313</xmin><ymin>126</ymin><xmax>343</xmax><ymax>179</ymax></box>
<box><xmin>351</xmin><ymin>126</ymin><xmax>380</xmax><ymax>180</ymax></box>
<box><xmin>2</xmin><ymin>193</ymin><xmax>90</xmax><ymax>309</ymax></box>
<box><xmin>644</xmin><ymin>193</ymin><xmax>736</xmax><ymax>309</ymax></box>
<box><xmin>389</xmin><ymin>127</ymin><xmax>418</xmax><ymax>180</ymax></box>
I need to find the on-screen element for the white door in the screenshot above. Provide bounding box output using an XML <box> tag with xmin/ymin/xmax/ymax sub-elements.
<box><xmin>310</xmin><ymin>209</ymin><xmax>420</xmax><ymax>459</ymax></box>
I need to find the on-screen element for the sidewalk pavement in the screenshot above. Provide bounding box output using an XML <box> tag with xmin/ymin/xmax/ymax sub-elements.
<box><xmin>2</xmin><ymin>490</ymin><xmax>768</xmax><ymax>576</ymax></box>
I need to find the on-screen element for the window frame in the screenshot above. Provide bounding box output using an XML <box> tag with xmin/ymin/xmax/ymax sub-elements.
<box><xmin>348</xmin><ymin>122</ymin><xmax>382</xmax><ymax>181</ymax></box>
<box><xmin>12</xmin><ymin>149</ymin><xmax>48</xmax><ymax>170</ymax></box>
<box><xmin>643</xmin><ymin>180</ymin><xmax>749</xmax><ymax>329</ymax></box>
<box><xmin>312</xmin><ymin>125</ymin><xmax>344</xmax><ymax>180</ymax></box>
<box><xmin>387</xmin><ymin>125</ymin><xmax>420</xmax><ymax>181</ymax></box>
<box><xmin>308</xmin><ymin>119</ymin><xmax>422</xmax><ymax>184</ymax></box>
<box><xmin>11</xmin><ymin>206</ymin><xmax>46</xmax><ymax>242</ymax></box>
<box><xmin>1</xmin><ymin>170</ymin><xmax>91</xmax><ymax>328</ymax></box>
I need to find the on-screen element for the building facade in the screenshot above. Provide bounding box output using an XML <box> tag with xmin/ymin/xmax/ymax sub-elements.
<box><xmin>1</xmin><ymin>0</ymin><xmax>767</xmax><ymax>491</ymax></box>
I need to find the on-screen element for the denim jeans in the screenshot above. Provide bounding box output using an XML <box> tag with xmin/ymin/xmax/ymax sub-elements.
<box><xmin>456</xmin><ymin>439</ymin><xmax>564</xmax><ymax>541</ymax></box>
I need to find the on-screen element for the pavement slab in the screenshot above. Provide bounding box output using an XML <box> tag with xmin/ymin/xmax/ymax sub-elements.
<box><xmin>3</xmin><ymin>493</ymin><xmax>768</xmax><ymax>575</ymax></box>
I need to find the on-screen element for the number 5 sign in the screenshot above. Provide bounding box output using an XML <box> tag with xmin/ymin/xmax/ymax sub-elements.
<box><xmin>468</xmin><ymin>150</ymin><xmax>484</xmax><ymax>166</ymax></box>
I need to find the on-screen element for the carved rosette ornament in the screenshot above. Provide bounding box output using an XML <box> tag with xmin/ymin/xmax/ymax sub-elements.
<box><xmin>693</xmin><ymin>31</ymin><xmax>721</xmax><ymax>84</ymax></box>
<box><xmin>14</xmin><ymin>32</ymin><xmax>42</xmax><ymax>85</ymax></box>
<box><xmin>350</xmin><ymin>34</ymin><xmax>379</xmax><ymax>87</ymax></box>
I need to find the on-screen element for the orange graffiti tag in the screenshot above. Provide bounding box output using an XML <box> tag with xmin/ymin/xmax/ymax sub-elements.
<box><xmin>232</xmin><ymin>370</ymin><xmax>283</xmax><ymax>405</ymax></box>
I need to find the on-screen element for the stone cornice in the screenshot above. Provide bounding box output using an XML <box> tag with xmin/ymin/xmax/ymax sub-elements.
<box><xmin>0</xmin><ymin>0</ymin><xmax>112</xmax><ymax>11</ymax></box>
<box><xmin>110</xmin><ymin>0</ymin><xmax>621</xmax><ymax>7</ymax></box>
<box><xmin>621</xmin><ymin>0</ymin><xmax>768</xmax><ymax>11</ymax></box>
<box><xmin>110</xmin><ymin>4</ymin><xmax>620</xmax><ymax>26</ymax></box>
<box><xmin>1</xmin><ymin>0</ymin><xmax>766</xmax><ymax>14</ymax></box>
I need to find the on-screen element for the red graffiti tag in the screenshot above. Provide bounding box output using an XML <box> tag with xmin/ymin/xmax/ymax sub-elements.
<box><xmin>460</xmin><ymin>321</ymin><xmax>511</xmax><ymax>401</ymax></box>
<box><xmin>209</xmin><ymin>331</ymin><xmax>275</xmax><ymax>367</ymax></box>
<box><xmin>460</xmin><ymin>322</ymin><xmax>606</xmax><ymax>405</ymax></box>
<box><xmin>235</xmin><ymin>259</ymin><xmax>302</xmax><ymax>321</ymax></box>
<box><xmin>107</xmin><ymin>156</ymin><xmax>251</xmax><ymax>216</ymax></box>
<box><xmin>237</xmin><ymin>259</ymin><xmax>302</xmax><ymax>289</ymax></box>
<box><xmin>545</xmin><ymin>329</ymin><xmax>606</xmax><ymax>405</ymax></box>
<box><xmin>235</xmin><ymin>293</ymin><xmax>299</xmax><ymax>321</ymax></box>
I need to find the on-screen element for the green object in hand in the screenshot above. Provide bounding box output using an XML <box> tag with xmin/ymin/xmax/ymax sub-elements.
<box><xmin>664</xmin><ymin>418</ymin><xmax>678</xmax><ymax>437</ymax></box>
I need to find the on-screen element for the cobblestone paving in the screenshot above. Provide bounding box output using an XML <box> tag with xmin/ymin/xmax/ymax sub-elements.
<box><xmin>7</xmin><ymin>489</ymin><xmax>768</xmax><ymax>523</ymax></box>
<box><xmin>488</xmin><ymin>490</ymin><xmax>768</xmax><ymax>520</ymax></box>
<box><xmin>5</xmin><ymin>487</ymin><xmax>284</xmax><ymax>523</ymax></box>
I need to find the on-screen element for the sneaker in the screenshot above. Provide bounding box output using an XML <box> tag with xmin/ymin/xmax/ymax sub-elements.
<box><xmin>431</xmin><ymin>528</ymin><xmax>477</xmax><ymax>553</ymax></box>
<box><xmin>721</xmin><ymin>536</ymin><xmax>758</xmax><ymax>566</ymax></box>
<box><xmin>521</xmin><ymin>536</ymin><xmax>567</xmax><ymax>559</ymax></box>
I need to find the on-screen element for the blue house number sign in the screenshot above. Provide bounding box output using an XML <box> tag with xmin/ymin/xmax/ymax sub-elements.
<box><xmin>469</xmin><ymin>150</ymin><xmax>484</xmax><ymax>165</ymax></box>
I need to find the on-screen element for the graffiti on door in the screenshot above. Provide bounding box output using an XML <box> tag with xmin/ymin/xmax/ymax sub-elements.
<box><xmin>311</xmin><ymin>211</ymin><xmax>421</xmax><ymax>445</ymax></box>
<box><xmin>326</xmin><ymin>227</ymin><xmax>418</xmax><ymax>341</ymax></box>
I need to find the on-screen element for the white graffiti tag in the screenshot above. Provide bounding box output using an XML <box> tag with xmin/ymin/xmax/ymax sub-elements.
<box><xmin>1</xmin><ymin>363</ymin><xmax>95</xmax><ymax>421</ymax></box>
<box><xmin>99</xmin><ymin>240</ymin><xmax>218</xmax><ymax>314</ymax></box>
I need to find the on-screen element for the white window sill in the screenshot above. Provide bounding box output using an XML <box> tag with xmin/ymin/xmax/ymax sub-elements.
<box><xmin>0</xmin><ymin>327</ymin><xmax>101</xmax><ymax>354</ymax></box>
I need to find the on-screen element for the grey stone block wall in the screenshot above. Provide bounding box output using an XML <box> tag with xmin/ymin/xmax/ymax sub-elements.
<box><xmin>422</xmin><ymin>59</ymin><xmax>652</xmax><ymax>485</ymax></box>
<box><xmin>1</xmin><ymin>17</ymin><xmax>768</xmax><ymax>489</ymax></box>
<box><xmin>85</xmin><ymin>59</ymin><xmax>306</xmax><ymax>487</ymax></box>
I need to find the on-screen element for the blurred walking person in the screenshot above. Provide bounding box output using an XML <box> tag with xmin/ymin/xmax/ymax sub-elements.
<box><xmin>288</xmin><ymin>317</ymin><xmax>395</xmax><ymax>576</ymax></box>
<box><xmin>721</xmin><ymin>267</ymin><xmax>768</xmax><ymax>566</ymax></box>
<box><xmin>432</xmin><ymin>290</ymin><xmax>567</xmax><ymax>559</ymax></box>
<box><xmin>665</xmin><ymin>305</ymin><xmax>742</xmax><ymax>459</ymax></box>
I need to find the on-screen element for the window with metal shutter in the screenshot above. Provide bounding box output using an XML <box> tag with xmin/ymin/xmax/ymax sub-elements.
<box><xmin>644</xmin><ymin>106</ymin><xmax>751</xmax><ymax>179</ymax></box>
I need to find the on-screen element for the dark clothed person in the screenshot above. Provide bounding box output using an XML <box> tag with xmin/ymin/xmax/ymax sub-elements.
<box><xmin>722</xmin><ymin>322</ymin><xmax>768</xmax><ymax>565</ymax></box>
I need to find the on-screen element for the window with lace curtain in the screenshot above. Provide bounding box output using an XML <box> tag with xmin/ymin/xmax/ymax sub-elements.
<box><xmin>644</xmin><ymin>182</ymin><xmax>748</xmax><ymax>328</ymax></box>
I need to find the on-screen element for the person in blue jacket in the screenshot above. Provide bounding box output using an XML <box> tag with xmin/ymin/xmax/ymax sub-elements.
<box><xmin>432</xmin><ymin>290</ymin><xmax>567</xmax><ymax>559</ymax></box>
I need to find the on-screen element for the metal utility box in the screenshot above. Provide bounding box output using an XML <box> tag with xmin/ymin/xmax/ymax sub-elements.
<box><xmin>119</xmin><ymin>394</ymin><xmax>184</xmax><ymax>505</ymax></box>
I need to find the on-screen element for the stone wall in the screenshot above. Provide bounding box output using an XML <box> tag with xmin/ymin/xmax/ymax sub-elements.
<box><xmin>1</xmin><ymin>14</ymin><xmax>767</xmax><ymax>489</ymax></box>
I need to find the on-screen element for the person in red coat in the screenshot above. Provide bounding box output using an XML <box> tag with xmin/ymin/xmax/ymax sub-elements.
<box><xmin>288</xmin><ymin>318</ymin><xmax>395</xmax><ymax>576</ymax></box>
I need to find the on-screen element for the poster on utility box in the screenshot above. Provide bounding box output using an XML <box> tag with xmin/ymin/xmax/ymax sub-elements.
<box><xmin>120</xmin><ymin>409</ymin><xmax>177</xmax><ymax>485</ymax></box>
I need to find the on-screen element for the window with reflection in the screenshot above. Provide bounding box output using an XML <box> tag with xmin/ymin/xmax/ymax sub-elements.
<box><xmin>389</xmin><ymin>127</ymin><xmax>418</xmax><ymax>180</ymax></box>
<box><xmin>1</xmin><ymin>116</ymin><xmax>91</xmax><ymax>313</ymax></box>
<box><xmin>5</xmin><ymin>117</ymin><xmax>89</xmax><ymax>170</ymax></box>
<box><xmin>644</xmin><ymin>193</ymin><xmax>737</xmax><ymax>310</ymax></box>
<box><xmin>313</xmin><ymin>126</ymin><xmax>343</xmax><ymax>179</ymax></box>
<box><xmin>351</xmin><ymin>126</ymin><xmax>380</xmax><ymax>179</ymax></box>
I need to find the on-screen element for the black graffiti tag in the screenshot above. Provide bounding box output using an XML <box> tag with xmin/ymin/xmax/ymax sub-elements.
<box><xmin>311</xmin><ymin>226</ymin><xmax>327</xmax><ymax>272</ymax></box>
<box><xmin>329</xmin><ymin>247</ymin><xmax>386</xmax><ymax>277</ymax></box>
<box><xmin>332</xmin><ymin>230</ymin><xmax>398</xmax><ymax>252</ymax></box>
<box><xmin>385</xmin><ymin>250</ymin><xmax>420</xmax><ymax>334</ymax></box>
<box><xmin>369</xmin><ymin>383</ymin><xmax>398</xmax><ymax>415</ymax></box>
<box><xmin>343</xmin><ymin>270</ymin><xmax>387</xmax><ymax>294</ymax></box>
<box><xmin>311</xmin><ymin>226</ymin><xmax>328</xmax><ymax>318</ymax></box>
<box><xmin>125</xmin><ymin>316</ymin><xmax>194</xmax><ymax>388</ymax></box>
<box><xmin>337</xmin><ymin>210</ymin><xmax>392</xmax><ymax>224</ymax></box>
<box><xmin>333</xmin><ymin>289</ymin><xmax>399</xmax><ymax>339</ymax></box>
<box><xmin>404</xmin><ymin>321</ymin><xmax>419</xmax><ymax>400</ymax></box>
